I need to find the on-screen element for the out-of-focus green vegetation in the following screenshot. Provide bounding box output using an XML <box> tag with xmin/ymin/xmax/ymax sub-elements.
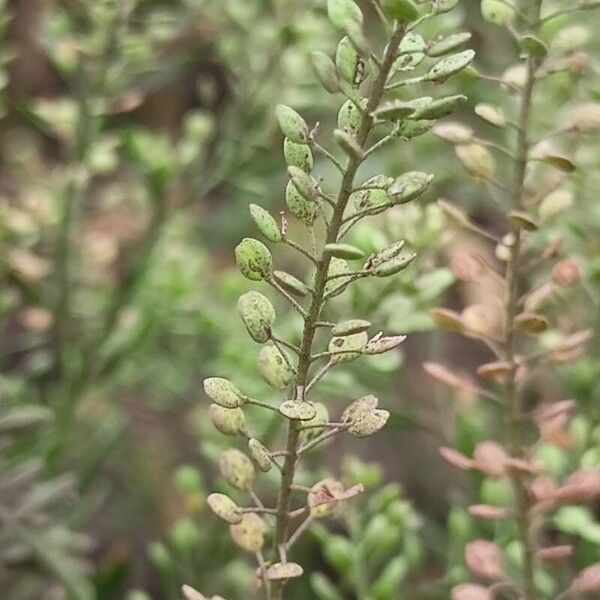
<box><xmin>0</xmin><ymin>1</ymin><xmax>598</xmax><ymax>599</ymax></box>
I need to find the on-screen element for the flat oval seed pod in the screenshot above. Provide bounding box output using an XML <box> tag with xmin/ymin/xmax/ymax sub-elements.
<box><xmin>237</xmin><ymin>291</ymin><xmax>276</xmax><ymax>343</ymax></box>
<box><xmin>328</xmin><ymin>331</ymin><xmax>368</xmax><ymax>363</ymax></box>
<box><xmin>288</xmin><ymin>166</ymin><xmax>320</xmax><ymax>203</ymax></box>
<box><xmin>286</xmin><ymin>180</ymin><xmax>318</xmax><ymax>225</ymax></box>
<box><xmin>364</xmin><ymin>240</ymin><xmax>406</xmax><ymax>270</ymax></box>
<box><xmin>324</xmin><ymin>243</ymin><xmax>364</xmax><ymax>260</ymax></box>
<box><xmin>427</xmin><ymin>32</ymin><xmax>472</xmax><ymax>57</ymax></box>
<box><xmin>203</xmin><ymin>377</ymin><xmax>245</xmax><ymax>408</ymax></box>
<box><xmin>332</xmin><ymin>319</ymin><xmax>372</xmax><ymax>336</ymax></box>
<box><xmin>219</xmin><ymin>448</ymin><xmax>255</xmax><ymax>490</ymax></box>
<box><xmin>336</xmin><ymin>36</ymin><xmax>363</xmax><ymax>85</ymax></box>
<box><xmin>257</xmin><ymin>343</ymin><xmax>294</xmax><ymax>390</ymax></box>
<box><xmin>283</xmin><ymin>138</ymin><xmax>313</xmax><ymax>172</ymax></box>
<box><xmin>209</xmin><ymin>405</ymin><xmax>246</xmax><ymax>436</ymax></box>
<box><xmin>275</xmin><ymin>104</ymin><xmax>309</xmax><ymax>144</ymax></box>
<box><xmin>311</xmin><ymin>51</ymin><xmax>341</xmax><ymax>94</ymax></box>
<box><xmin>249</xmin><ymin>204</ymin><xmax>282</xmax><ymax>243</ymax></box>
<box><xmin>382</xmin><ymin>0</ymin><xmax>419</xmax><ymax>21</ymax></box>
<box><xmin>207</xmin><ymin>493</ymin><xmax>243</xmax><ymax>524</ymax></box>
<box><xmin>372</xmin><ymin>252</ymin><xmax>417</xmax><ymax>277</ymax></box>
<box><xmin>411</xmin><ymin>95</ymin><xmax>467</xmax><ymax>120</ymax></box>
<box><xmin>338</xmin><ymin>98</ymin><xmax>364</xmax><ymax>134</ymax></box>
<box><xmin>273</xmin><ymin>270</ymin><xmax>310</xmax><ymax>297</ymax></box>
<box><xmin>248</xmin><ymin>438</ymin><xmax>272</xmax><ymax>472</ymax></box>
<box><xmin>388</xmin><ymin>171</ymin><xmax>432</xmax><ymax>204</ymax></box>
<box><xmin>425</xmin><ymin>50</ymin><xmax>475</xmax><ymax>83</ymax></box>
<box><xmin>229</xmin><ymin>513</ymin><xmax>266</xmax><ymax>552</ymax></box>
<box><xmin>279</xmin><ymin>400</ymin><xmax>318</xmax><ymax>421</ymax></box>
<box><xmin>373</xmin><ymin>99</ymin><xmax>416</xmax><ymax>121</ymax></box>
<box><xmin>235</xmin><ymin>238</ymin><xmax>273</xmax><ymax>281</ymax></box>
<box><xmin>265</xmin><ymin>562</ymin><xmax>304</xmax><ymax>581</ymax></box>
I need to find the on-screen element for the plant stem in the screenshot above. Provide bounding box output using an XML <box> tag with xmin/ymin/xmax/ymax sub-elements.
<box><xmin>502</xmin><ymin>3</ymin><xmax>542</xmax><ymax>598</ymax></box>
<box><xmin>270</xmin><ymin>24</ymin><xmax>406</xmax><ymax>599</ymax></box>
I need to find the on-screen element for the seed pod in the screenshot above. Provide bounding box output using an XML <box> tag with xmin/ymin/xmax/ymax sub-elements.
<box><xmin>338</xmin><ymin>98</ymin><xmax>364</xmax><ymax>134</ymax></box>
<box><xmin>433</xmin><ymin>121</ymin><xmax>474</xmax><ymax>143</ymax></box>
<box><xmin>334</xmin><ymin>129</ymin><xmax>363</xmax><ymax>160</ymax></box>
<box><xmin>332</xmin><ymin>319</ymin><xmax>371</xmax><ymax>336</ymax></box>
<box><xmin>265</xmin><ymin>562</ymin><xmax>304</xmax><ymax>581</ymax></box>
<box><xmin>207</xmin><ymin>493</ymin><xmax>243</xmax><ymax>524</ymax></box>
<box><xmin>209</xmin><ymin>404</ymin><xmax>246</xmax><ymax>436</ymax></box>
<box><xmin>515</xmin><ymin>312</ymin><xmax>548</xmax><ymax>334</ymax></box>
<box><xmin>288</xmin><ymin>166</ymin><xmax>320</xmax><ymax>204</ymax></box>
<box><xmin>372</xmin><ymin>252</ymin><xmax>417</xmax><ymax>277</ymax></box>
<box><xmin>237</xmin><ymin>291</ymin><xmax>276</xmax><ymax>343</ymax></box>
<box><xmin>363</xmin><ymin>334</ymin><xmax>407</xmax><ymax>355</ymax></box>
<box><xmin>248</xmin><ymin>438</ymin><xmax>272</xmax><ymax>472</ymax></box>
<box><xmin>481</xmin><ymin>0</ymin><xmax>515</xmax><ymax>25</ymax></box>
<box><xmin>308</xmin><ymin>478</ymin><xmax>345</xmax><ymax>517</ymax></box>
<box><xmin>235</xmin><ymin>238</ymin><xmax>273</xmax><ymax>281</ymax></box>
<box><xmin>570</xmin><ymin>102</ymin><xmax>600</xmax><ymax>132</ymax></box>
<box><xmin>279</xmin><ymin>400</ymin><xmax>318</xmax><ymax>421</ymax></box>
<box><xmin>283</xmin><ymin>138</ymin><xmax>313</xmax><ymax>173</ymax></box>
<box><xmin>508</xmin><ymin>210</ymin><xmax>539</xmax><ymax>231</ymax></box>
<box><xmin>373</xmin><ymin>100</ymin><xmax>415</xmax><ymax>121</ymax></box>
<box><xmin>336</xmin><ymin>36</ymin><xmax>363</xmax><ymax>85</ymax></box>
<box><xmin>352</xmin><ymin>176</ymin><xmax>393</xmax><ymax>212</ymax></box>
<box><xmin>310</xmin><ymin>51</ymin><xmax>341</xmax><ymax>94</ymax></box>
<box><xmin>249</xmin><ymin>204</ymin><xmax>282</xmax><ymax>243</ymax></box>
<box><xmin>388</xmin><ymin>171</ymin><xmax>432</xmax><ymax>204</ymax></box>
<box><xmin>342</xmin><ymin>395</ymin><xmax>389</xmax><ymax>438</ymax></box>
<box><xmin>364</xmin><ymin>240</ymin><xmax>406</xmax><ymax>270</ymax></box>
<box><xmin>520</xmin><ymin>35</ymin><xmax>547</xmax><ymax>58</ymax></box>
<box><xmin>275</xmin><ymin>104</ymin><xmax>309</xmax><ymax>144</ymax></box>
<box><xmin>412</xmin><ymin>95</ymin><xmax>467</xmax><ymax>120</ymax></box>
<box><xmin>203</xmin><ymin>377</ymin><xmax>245</xmax><ymax>408</ymax></box>
<box><xmin>427</xmin><ymin>32</ymin><xmax>471</xmax><ymax>57</ymax></box>
<box><xmin>539</xmin><ymin>189</ymin><xmax>573</xmax><ymax>220</ymax></box>
<box><xmin>273</xmin><ymin>270</ymin><xmax>310</xmax><ymax>297</ymax></box>
<box><xmin>324</xmin><ymin>258</ymin><xmax>352</xmax><ymax>297</ymax></box>
<box><xmin>382</xmin><ymin>0</ymin><xmax>418</xmax><ymax>21</ymax></box>
<box><xmin>455</xmin><ymin>143</ymin><xmax>496</xmax><ymax>180</ymax></box>
<box><xmin>432</xmin><ymin>0</ymin><xmax>459</xmax><ymax>12</ymax></box>
<box><xmin>399</xmin><ymin>119</ymin><xmax>434</xmax><ymax>139</ymax></box>
<box><xmin>219</xmin><ymin>448</ymin><xmax>255</xmax><ymax>490</ymax></box>
<box><xmin>257</xmin><ymin>342</ymin><xmax>293</xmax><ymax>390</ymax></box>
<box><xmin>395</xmin><ymin>32</ymin><xmax>426</xmax><ymax>71</ymax></box>
<box><xmin>474</xmin><ymin>103</ymin><xmax>506</xmax><ymax>127</ymax></box>
<box><xmin>425</xmin><ymin>50</ymin><xmax>475</xmax><ymax>83</ymax></box>
<box><xmin>329</xmin><ymin>331</ymin><xmax>368</xmax><ymax>363</ymax></box>
<box><xmin>324</xmin><ymin>242</ymin><xmax>364</xmax><ymax>260</ymax></box>
<box><xmin>300</xmin><ymin>402</ymin><xmax>330</xmax><ymax>443</ymax></box>
<box><xmin>230</xmin><ymin>513</ymin><xmax>266</xmax><ymax>553</ymax></box>
<box><xmin>286</xmin><ymin>180</ymin><xmax>318</xmax><ymax>225</ymax></box>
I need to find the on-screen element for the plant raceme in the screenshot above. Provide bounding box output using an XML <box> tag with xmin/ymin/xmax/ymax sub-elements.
<box><xmin>188</xmin><ymin>0</ymin><xmax>477</xmax><ymax>598</ymax></box>
<box><xmin>428</xmin><ymin>1</ymin><xmax>600</xmax><ymax>599</ymax></box>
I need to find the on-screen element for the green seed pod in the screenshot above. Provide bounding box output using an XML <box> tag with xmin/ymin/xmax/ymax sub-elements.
<box><xmin>285</xmin><ymin>180</ymin><xmax>318</xmax><ymax>225</ymax></box>
<box><xmin>455</xmin><ymin>143</ymin><xmax>496</xmax><ymax>180</ymax></box>
<box><xmin>427</xmin><ymin>32</ymin><xmax>472</xmax><ymax>57</ymax></box>
<box><xmin>481</xmin><ymin>0</ymin><xmax>515</xmax><ymax>24</ymax></box>
<box><xmin>209</xmin><ymin>404</ymin><xmax>246</xmax><ymax>436</ymax></box>
<box><xmin>237</xmin><ymin>291</ymin><xmax>276</xmax><ymax>343</ymax></box>
<box><xmin>279</xmin><ymin>400</ymin><xmax>318</xmax><ymax>421</ymax></box>
<box><xmin>310</xmin><ymin>51</ymin><xmax>341</xmax><ymax>94</ymax></box>
<box><xmin>425</xmin><ymin>50</ymin><xmax>475</xmax><ymax>83</ymax></box>
<box><xmin>329</xmin><ymin>331</ymin><xmax>368</xmax><ymax>363</ymax></box>
<box><xmin>275</xmin><ymin>104</ymin><xmax>309</xmax><ymax>144</ymax></box>
<box><xmin>432</xmin><ymin>0</ymin><xmax>459</xmax><ymax>12</ymax></box>
<box><xmin>327</xmin><ymin>0</ymin><xmax>363</xmax><ymax>30</ymax></box>
<box><xmin>334</xmin><ymin>129</ymin><xmax>364</xmax><ymax>160</ymax></box>
<box><xmin>203</xmin><ymin>377</ymin><xmax>246</xmax><ymax>408</ymax></box>
<box><xmin>207</xmin><ymin>493</ymin><xmax>243</xmax><ymax>524</ymax></box>
<box><xmin>324</xmin><ymin>257</ymin><xmax>352</xmax><ymax>297</ymax></box>
<box><xmin>363</xmin><ymin>334</ymin><xmax>407</xmax><ymax>355</ymax></box>
<box><xmin>248</xmin><ymin>438</ymin><xmax>272</xmax><ymax>472</ymax></box>
<box><xmin>249</xmin><ymin>204</ymin><xmax>282</xmax><ymax>243</ymax></box>
<box><xmin>519</xmin><ymin>34</ymin><xmax>548</xmax><ymax>58</ymax></box>
<box><xmin>373</xmin><ymin>100</ymin><xmax>416</xmax><ymax>121</ymax></box>
<box><xmin>229</xmin><ymin>513</ymin><xmax>266</xmax><ymax>552</ymax></box>
<box><xmin>399</xmin><ymin>119</ymin><xmax>434</xmax><ymax>139</ymax></box>
<box><xmin>365</xmin><ymin>240</ymin><xmax>406</xmax><ymax>270</ymax></box>
<box><xmin>273</xmin><ymin>270</ymin><xmax>310</xmax><ymax>297</ymax></box>
<box><xmin>283</xmin><ymin>138</ymin><xmax>313</xmax><ymax>172</ymax></box>
<box><xmin>333</xmin><ymin>319</ymin><xmax>371</xmax><ymax>336</ymax></box>
<box><xmin>336</xmin><ymin>36</ymin><xmax>363</xmax><ymax>85</ymax></box>
<box><xmin>288</xmin><ymin>166</ymin><xmax>320</xmax><ymax>203</ymax></box>
<box><xmin>382</xmin><ymin>0</ymin><xmax>418</xmax><ymax>22</ymax></box>
<box><xmin>372</xmin><ymin>252</ymin><xmax>417</xmax><ymax>277</ymax></box>
<box><xmin>219</xmin><ymin>448</ymin><xmax>255</xmax><ymax>490</ymax></box>
<box><xmin>352</xmin><ymin>175</ymin><xmax>394</xmax><ymax>213</ymax></box>
<box><xmin>257</xmin><ymin>342</ymin><xmax>293</xmax><ymax>390</ymax></box>
<box><xmin>338</xmin><ymin>98</ymin><xmax>364</xmax><ymax>134</ymax></box>
<box><xmin>388</xmin><ymin>171</ymin><xmax>433</xmax><ymax>204</ymax></box>
<box><xmin>324</xmin><ymin>242</ymin><xmax>364</xmax><ymax>260</ymax></box>
<box><xmin>235</xmin><ymin>238</ymin><xmax>273</xmax><ymax>281</ymax></box>
<box><xmin>394</xmin><ymin>32</ymin><xmax>425</xmax><ymax>71</ymax></box>
<box><xmin>411</xmin><ymin>94</ymin><xmax>467</xmax><ymax>120</ymax></box>
<box><xmin>300</xmin><ymin>402</ymin><xmax>330</xmax><ymax>443</ymax></box>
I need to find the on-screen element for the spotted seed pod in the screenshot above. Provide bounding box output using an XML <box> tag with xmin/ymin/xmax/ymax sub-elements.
<box><xmin>288</xmin><ymin>166</ymin><xmax>320</xmax><ymax>204</ymax></box>
<box><xmin>248</xmin><ymin>438</ymin><xmax>272</xmax><ymax>472</ymax></box>
<box><xmin>324</xmin><ymin>257</ymin><xmax>352</xmax><ymax>297</ymax></box>
<box><xmin>284</xmin><ymin>138</ymin><xmax>313</xmax><ymax>172</ymax></box>
<box><xmin>388</xmin><ymin>171</ymin><xmax>433</xmax><ymax>204</ymax></box>
<box><xmin>300</xmin><ymin>402</ymin><xmax>330</xmax><ymax>443</ymax></box>
<box><xmin>332</xmin><ymin>319</ymin><xmax>371</xmax><ymax>336</ymax></box>
<box><xmin>249</xmin><ymin>204</ymin><xmax>282</xmax><ymax>243</ymax></box>
<box><xmin>237</xmin><ymin>291</ymin><xmax>275</xmax><ymax>343</ymax></box>
<box><xmin>229</xmin><ymin>513</ymin><xmax>266</xmax><ymax>552</ymax></box>
<box><xmin>308</xmin><ymin>478</ymin><xmax>345</xmax><ymax>518</ymax></box>
<box><xmin>203</xmin><ymin>377</ymin><xmax>246</xmax><ymax>408</ymax></box>
<box><xmin>209</xmin><ymin>404</ymin><xmax>246</xmax><ymax>436</ymax></box>
<box><xmin>352</xmin><ymin>175</ymin><xmax>394</xmax><ymax>213</ymax></box>
<box><xmin>364</xmin><ymin>240</ymin><xmax>406</xmax><ymax>270</ymax></box>
<box><xmin>427</xmin><ymin>32</ymin><xmax>472</xmax><ymax>57</ymax></box>
<box><xmin>399</xmin><ymin>119</ymin><xmax>435</xmax><ymax>139</ymax></box>
<box><xmin>311</xmin><ymin>51</ymin><xmax>341</xmax><ymax>94</ymax></box>
<box><xmin>338</xmin><ymin>98</ymin><xmax>365</xmax><ymax>135</ymax></box>
<box><xmin>285</xmin><ymin>180</ymin><xmax>318</xmax><ymax>225</ymax></box>
<box><xmin>411</xmin><ymin>94</ymin><xmax>467</xmax><ymax>120</ymax></box>
<box><xmin>394</xmin><ymin>32</ymin><xmax>425</xmax><ymax>71</ymax></box>
<box><xmin>219</xmin><ymin>448</ymin><xmax>255</xmax><ymax>490</ymax></box>
<box><xmin>207</xmin><ymin>493</ymin><xmax>243</xmax><ymax>524</ymax></box>
<box><xmin>334</xmin><ymin>129</ymin><xmax>363</xmax><ymax>160</ymax></box>
<box><xmin>342</xmin><ymin>395</ymin><xmax>390</xmax><ymax>437</ymax></box>
<box><xmin>336</xmin><ymin>36</ymin><xmax>364</xmax><ymax>86</ymax></box>
<box><xmin>324</xmin><ymin>242</ymin><xmax>364</xmax><ymax>260</ymax></box>
<box><xmin>372</xmin><ymin>252</ymin><xmax>417</xmax><ymax>277</ymax></box>
<box><xmin>329</xmin><ymin>331</ymin><xmax>368</xmax><ymax>363</ymax></box>
<box><xmin>327</xmin><ymin>0</ymin><xmax>363</xmax><ymax>30</ymax></box>
<box><xmin>265</xmin><ymin>562</ymin><xmax>304</xmax><ymax>581</ymax></box>
<box><xmin>279</xmin><ymin>400</ymin><xmax>318</xmax><ymax>421</ymax></box>
<box><xmin>235</xmin><ymin>238</ymin><xmax>273</xmax><ymax>281</ymax></box>
<box><xmin>425</xmin><ymin>50</ymin><xmax>475</xmax><ymax>83</ymax></box>
<box><xmin>273</xmin><ymin>270</ymin><xmax>310</xmax><ymax>297</ymax></box>
<box><xmin>275</xmin><ymin>104</ymin><xmax>309</xmax><ymax>144</ymax></box>
<box><xmin>257</xmin><ymin>342</ymin><xmax>294</xmax><ymax>390</ymax></box>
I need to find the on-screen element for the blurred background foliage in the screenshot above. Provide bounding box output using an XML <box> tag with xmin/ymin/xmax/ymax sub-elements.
<box><xmin>0</xmin><ymin>0</ymin><xmax>598</xmax><ymax>599</ymax></box>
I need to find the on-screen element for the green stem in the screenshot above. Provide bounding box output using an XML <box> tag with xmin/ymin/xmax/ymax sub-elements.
<box><xmin>270</xmin><ymin>23</ymin><xmax>406</xmax><ymax>599</ymax></box>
